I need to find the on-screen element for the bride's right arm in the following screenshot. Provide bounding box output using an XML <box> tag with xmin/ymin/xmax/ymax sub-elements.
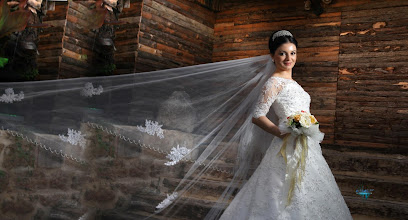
<box><xmin>252</xmin><ymin>116</ymin><xmax>286</xmax><ymax>139</ymax></box>
<box><xmin>252</xmin><ymin>77</ymin><xmax>287</xmax><ymax>139</ymax></box>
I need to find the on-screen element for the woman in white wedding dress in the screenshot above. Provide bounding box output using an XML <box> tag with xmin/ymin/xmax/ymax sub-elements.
<box><xmin>219</xmin><ymin>30</ymin><xmax>353</xmax><ymax>220</ymax></box>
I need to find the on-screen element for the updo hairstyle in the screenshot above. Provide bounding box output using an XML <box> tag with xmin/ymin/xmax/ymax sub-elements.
<box><xmin>268</xmin><ymin>30</ymin><xmax>298</xmax><ymax>55</ymax></box>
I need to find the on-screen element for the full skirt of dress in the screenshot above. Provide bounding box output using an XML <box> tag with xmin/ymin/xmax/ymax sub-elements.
<box><xmin>219</xmin><ymin>135</ymin><xmax>353</xmax><ymax>220</ymax></box>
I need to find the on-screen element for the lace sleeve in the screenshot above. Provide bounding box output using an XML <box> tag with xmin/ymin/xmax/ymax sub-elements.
<box><xmin>253</xmin><ymin>77</ymin><xmax>285</xmax><ymax>119</ymax></box>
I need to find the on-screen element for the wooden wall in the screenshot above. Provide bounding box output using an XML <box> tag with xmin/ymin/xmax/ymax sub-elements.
<box><xmin>39</xmin><ymin>0</ymin><xmax>105</xmax><ymax>79</ymax></box>
<box><xmin>214</xmin><ymin>0</ymin><xmax>408</xmax><ymax>154</ymax></box>
<box><xmin>336</xmin><ymin>1</ymin><xmax>408</xmax><ymax>154</ymax></box>
<box><xmin>35</xmin><ymin>0</ymin><xmax>215</xmax><ymax>77</ymax></box>
<box><xmin>134</xmin><ymin>0</ymin><xmax>215</xmax><ymax>72</ymax></box>
<box><xmin>38</xmin><ymin>2</ymin><xmax>68</xmax><ymax>80</ymax></box>
<box><xmin>214</xmin><ymin>0</ymin><xmax>340</xmax><ymax>145</ymax></box>
<box><xmin>60</xmin><ymin>0</ymin><xmax>97</xmax><ymax>78</ymax></box>
<box><xmin>4</xmin><ymin>0</ymin><xmax>407</xmax><ymax>219</ymax></box>
<box><xmin>213</xmin><ymin>0</ymin><xmax>408</xmax><ymax>218</ymax></box>
<box><xmin>114</xmin><ymin>0</ymin><xmax>143</xmax><ymax>75</ymax></box>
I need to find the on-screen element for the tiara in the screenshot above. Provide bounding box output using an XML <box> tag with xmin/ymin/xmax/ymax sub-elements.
<box><xmin>272</xmin><ymin>30</ymin><xmax>293</xmax><ymax>41</ymax></box>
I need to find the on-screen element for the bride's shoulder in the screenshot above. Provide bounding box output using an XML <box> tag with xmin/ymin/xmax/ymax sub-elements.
<box><xmin>266</xmin><ymin>75</ymin><xmax>293</xmax><ymax>85</ymax></box>
<box><xmin>261</xmin><ymin>76</ymin><xmax>288</xmax><ymax>92</ymax></box>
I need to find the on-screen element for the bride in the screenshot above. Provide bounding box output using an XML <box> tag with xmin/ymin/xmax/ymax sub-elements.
<box><xmin>0</xmin><ymin>27</ymin><xmax>353</xmax><ymax>219</ymax></box>
<box><xmin>218</xmin><ymin>30</ymin><xmax>353</xmax><ymax>220</ymax></box>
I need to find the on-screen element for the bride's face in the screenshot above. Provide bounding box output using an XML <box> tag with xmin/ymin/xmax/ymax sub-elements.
<box><xmin>271</xmin><ymin>42</ymin><xmax>297</xmax><ymax>72</ymax></box>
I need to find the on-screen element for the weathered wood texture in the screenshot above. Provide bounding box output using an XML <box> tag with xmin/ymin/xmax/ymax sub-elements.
<box><xmin>134</xmin><ymin>0</ymin><xmax>215</xmax><ymax>72</ymax></box>
<box><xmin>336</xmin><ymin>1</ymin><xmax>408</xmax><ymax>154</ymax></box>
<box><xmin>58</xmin><ymin>0</ymin><xmax>100</xmax><ymax>78</ymax></box>
<box><xmin>114</xmin><ymin>0</ymin><xmax>143</xmax><ymax>74</ymax></box>
<box><xmin>215</xmin><ymin>0</ymin><xmax>341</xmax><ymax>145</ymax></box>
<box><xmin>35</xmin><ymin>0</ymin><xmax>407</xmax><ymax>154</ymax></box>
<box><xmin>214</xmin><ymin>0</ymin><xmax>408</xmax><ymax>154</ymax></box>
<box><xmin>213</xmin><ymin>0</ymin><xmax>408</xmax><ymax>218</ymax></box>
<box><xmin>37</xmin><ymin>2</ymin><xmax>68</xmax><ymax>80</ymax></box>
<box><xmin>194</xmin><ymin>0</ymin><xmax>223</xmax><ymax>11</ymax></box>
<box><xmin>36</xmin><ymin>0</ymin><xmax>214</xmax><ymax>77</ymax></box>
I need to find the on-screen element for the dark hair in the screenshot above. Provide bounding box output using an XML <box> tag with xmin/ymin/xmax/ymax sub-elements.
<box><xmin>268</xmin><ymin>31</ymin><xmax>298</xmax><ymax>55</ymax></box>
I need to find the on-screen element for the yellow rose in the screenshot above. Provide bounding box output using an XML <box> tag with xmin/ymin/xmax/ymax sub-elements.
<box><xmin>309</xmin><ymin>116</ymin><xmax>316</xmax><ymax>124</ymax></box>
<box><xmin>294</xmin><ymin>114</ymin><xmax>301</xmax><ymax>122</ymax></box>
<box><xmin>300</xmin><ymin>115</ymin><xmax>312</xmax><ymax>128</ymax></box>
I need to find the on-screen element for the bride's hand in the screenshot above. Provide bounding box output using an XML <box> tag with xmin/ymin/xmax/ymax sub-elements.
<box><xmin>277</xmin><ymin>132</ymin><xmax>290</xmax><ymax>139</ymax></box>
<box><xmin>272</xmin><ymin>126</ymin><xmax>289</xmax><ymax>139</ymax></box>
<box><xmin>251</xmin><ymin>116</ymin><xmax>290</xmax><ymax>139</ymax></box>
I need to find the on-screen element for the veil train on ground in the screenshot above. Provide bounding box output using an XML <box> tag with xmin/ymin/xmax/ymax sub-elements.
<box><xmin>0</xmin><ymin>54</ymin><xmax>278</xmax><ymax>219</ymax></box>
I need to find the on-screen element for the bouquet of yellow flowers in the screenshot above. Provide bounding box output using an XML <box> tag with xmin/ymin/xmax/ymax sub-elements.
<box><xmin>286</xmin><ymin>110</ymin><xmax>319</xmax><ymax>129</ymax></box>
<box><xmin>277</xmin><ymin>110</ymin><xmax>324</xmax><ymax>207</ymax></box>
<box><xmin>278</xmin><ymin>110</ymin><xmax>323</xmax><ymax>137</ymax></box>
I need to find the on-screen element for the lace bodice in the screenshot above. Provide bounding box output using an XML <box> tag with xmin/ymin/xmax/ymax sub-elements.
<box><xmin>253</xmin><ymin>76</ymin><xmax>311</xmax><ymax>122</ymax></box>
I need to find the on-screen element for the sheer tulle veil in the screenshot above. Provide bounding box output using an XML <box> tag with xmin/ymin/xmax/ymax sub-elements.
<box><xmin>0</xmin><ymin>54</ymin><xmax>277</xmax><ymax>219</ymax></box>
<box><xmin>153</xmin><ymin>54</ymin><xmax>278</xmax><ymax>220</ymax></box>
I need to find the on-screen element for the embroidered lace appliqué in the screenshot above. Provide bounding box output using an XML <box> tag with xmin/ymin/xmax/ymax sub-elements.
<box><xmin>59</xmin><ymin>128</ymin><xmax>87</xmax><ymax>148</ymax></box>
<box><xmin>164</xmin><ymin>144</ymin><xmax>192</xmax><ymax>166</ymax></box>
<box><xmin>136</xmin><ymin>119</ymin><xmax>165</xmax><ymax>139</ymax></box>
<box><xmin>80</xmin><ymin>82</ymin><xmax>103</xmax><ymax>97</ymax></box>
<box><xmin>78</xmin><ymin>212</ymin><xmax>90</xmax><ymax>220</ymax></box>
<box><xmin>253</xmin><ymin>77</ymin><xmax>286</xmax><ymax>118</ymax></box>
<box><xmin>0</xmin><ymin>88</ymin><xmax>24</xmax><ymax>103</ymax></box>
<box><xmin>156</xmin><ymin>192</ymin><xmax>178</xmax><ymax>210</ymax></box>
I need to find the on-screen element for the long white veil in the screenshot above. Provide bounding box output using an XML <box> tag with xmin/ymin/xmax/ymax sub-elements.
<box><xmin>0</xmin><ymin>54</ymin><xmax>277</xmax><ymax>219</ymax></box>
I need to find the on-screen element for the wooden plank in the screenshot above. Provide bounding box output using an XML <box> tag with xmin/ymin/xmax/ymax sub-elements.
<box><xmin>143</xmin><ymin>0</ymin><xmax>214</xmax><ymax>37</ymax></box>
<box><xmin>153</xmin><ymin>0</ymin><xmax>215</xmax><ymax>27</ymax></box>
<box><xmin>113</xmin><ymin>51</ymin><xmax>136</xmax><ymax>62</ymax></box>
<box><xmin>341</xmin><ymin>6</ymin><xmax>408</xmax><ymax>21</ymax></box>
<box><xmin>60</xmin><ymin>54</ymin><xmax>91</xmax><ymax>68</ymax></box>
<box><xmin>120</xmin><ymin>2</ymin><xmax>143</xmax><ymax>17</ymax></box>
<box><xmin>138</xmin><ymin>43</ymin><xmax>162</xmax><ymax>56</ymax></box>
<box><xmin>334</xmin><ymin>140</ymin><xmax>389</xmax><ymax>149</ymax></box>
<box><xmin>63</xmin><ymin>41</ymin><xmax>93</xmax><ymax>57</ymax></box>
<box><xmin>62</xmin><ymin>35</ymin><xmax>100</xmax><ymax>53</ymax></box>
<box><xmin>38</xmin><ymin>48</ymin><xmax>62</xmax><ymax>58</ymax></box>
<box><xmin>115</xmin><ymin>44</ymin><xmax>139</xmax><ymax>54</ymax></box>
<box><xmin>42</xmin><ymin>20</ymin><xmax>66</xmax><ymax>29</ymax></box>
<box><xmin>141</xmin><ymin>10</ymin><xmax>213</xmax><ymax>49</ymax></box>
<box><xmin>328</xmin><ymin>0</ymin><xmax>408</xmax><ymax>12</ymax></box>
<box><xmin>138</xmin><ymin>27</ymin><xmax>212</xmax><ymax>59</ymax></box>
<box><xmin>215</xmin><ymin>15</ymin><xmax>340</xmax><ymax>32</ymax></box>
<box><xmin>42</xmin><ymin>2</ymin><xmax>68</xmax><ymax>21</ymax></box>
<box><xmin>37</xmin><ymin>56</ymin><xmax>60</xmax><ymax>64</ymax></box>
<box><xmin>59</xmin><ymin>63</ymin><xmax>87</xmax><ymax>78</ymax></box>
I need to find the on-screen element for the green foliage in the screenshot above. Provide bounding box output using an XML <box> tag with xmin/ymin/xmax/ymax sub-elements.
<box><xmin>80</xmin><ymin>54</ymin><xmax>88</xmax><ymax>60</ymax></box>
<box><xmin>13</xmin><ymin>136</ymin><xmax>35</xmax><ymax>169</ymax></box>
<box><xmin>0</xmin><ymin>57</ymin><xmax>8</xmax><ymax>68</ymax></box>
<box><xmin>99</xmin><ymin>63</ymin><xmax>116</xmax><ymax>75</ymax></box>
<box><xmin>21</xmin><ymin>68</ymin><xmax>39</xmax><ymax>80</ymax></box>
<box><xmin>289</xmin><ymin>120</ymin><xmax>302</xmax><ymax>128</ymax></box>
<box><xmin>95</xmin><ymin>129</ymin><xmax>115</xmax><ymax>158</ymax></box>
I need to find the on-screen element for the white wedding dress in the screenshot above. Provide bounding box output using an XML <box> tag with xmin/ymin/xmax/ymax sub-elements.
<box><xmin>219</xmin><ymin>76</ymin><xmax>353</xmax><ymax>220</ymax></box>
